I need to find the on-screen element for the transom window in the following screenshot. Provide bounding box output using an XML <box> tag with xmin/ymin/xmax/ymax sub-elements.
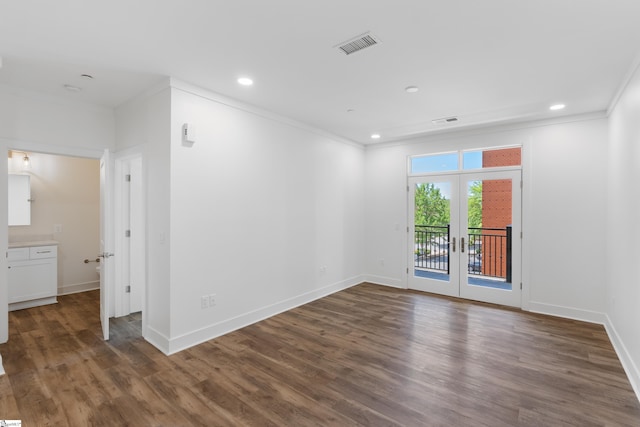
<box><xmin>410</xmin><ymin>147</ymin><xmax>521</xmax><ymax>174</ymax></box>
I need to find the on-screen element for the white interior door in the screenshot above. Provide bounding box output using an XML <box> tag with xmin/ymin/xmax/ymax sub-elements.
<box><xmin>409</xmin><ymin>170</ymin><xmax>522</xmax><ymax>307</ymax></box>
<box><xmin>99</xmin><ymin>149</ymin><xmax>114</xmax><ymax>340</ymax></box>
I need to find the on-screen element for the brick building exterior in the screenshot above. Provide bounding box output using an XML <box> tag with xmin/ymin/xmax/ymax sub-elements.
<box><xmin>480</xmin><ymin>148</ymin><xmax>521</xmax><ymax>278</ymax></box>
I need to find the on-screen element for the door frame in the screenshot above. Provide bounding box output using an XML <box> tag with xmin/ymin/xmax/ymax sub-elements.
<box><xmin>114</xmin><ymin>152</ymin><xmax>146</xmax><ymax>325</ymax></box>
<box><xmin>407</xmin><ymin>166</ymin><xmax>523</xmax><ymax>307</ymax></box>
<box><xmin>1</xmin><ymin>138</ymin><xmax>141</xmax><ymax>344</ymax></box>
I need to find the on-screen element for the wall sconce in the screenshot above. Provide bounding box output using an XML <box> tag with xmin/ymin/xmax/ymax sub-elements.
<box><xmin>10</xmin><ymin>151</ymin><xmax>31</xmax><ymax>170</ymax></box>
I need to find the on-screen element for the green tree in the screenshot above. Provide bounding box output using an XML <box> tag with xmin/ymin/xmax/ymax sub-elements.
<box><xmin>467</xmin><ymin>180</ymin><xmax>482</xmax><ymax>229</ymax></box>
<box><xmin>415</xmin><ymin>183</ymin><xmax>450</xmax><ymax>226</ymax></box>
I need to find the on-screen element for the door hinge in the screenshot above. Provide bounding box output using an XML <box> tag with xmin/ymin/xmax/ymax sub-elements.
<box><xmin>520</xmin><ymin>282</ymin><xmax>523</xmax><ymax>290</ymax></box>
<box><xmin>407</xmin><ymin>185</ymin><xmax>409</xmax><ymax>192</ymax></box>
<box><xmin>406</xmin><ymin>267</ymin><xmax>409</xmax><ymax>274</ymax></box>
<box><xmin>125</xmin><ymin>285</ymin><xmax>131</xmax><ymax>293</ymax></box>
<box><xmin>125</xmin><ymin>229</ymin><xmax>131</xmax><ymax>237</ymax></box>
<box><xmin>520</xmin><ymin>180</ymin><xmax>523</xmax><ymax>189</ymax></box>
<box><xmin>520</xmin><ymin>231</ymin><xmax>523</xmax><ymax>239</ymax></box>
<box><xmin>125</xmin><ymin>174</ymin><xmax>131</xmax><ymax>182</ymax></box>
<box><xmin>407</xmin><ymin>226</ymin><xmax>410</xmax><ymax>233</ymax></box>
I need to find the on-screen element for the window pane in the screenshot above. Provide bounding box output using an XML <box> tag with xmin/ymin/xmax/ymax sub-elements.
<box><xmin>410</xmin><ymin>153</ymin><xmax>458</xmax><ymax>174</ymax></box>
<box><xmin>466</xmin><ymin>179</ymin><xmax>513</xmax><ymax>291</ymax></box>
<box><xmin>414</xmin><ymin>181</ymin><xmax>451</xmax><ymax>283</ymax></box>
<box><xmin>463</xmin><ymin>147</ymin><xmax>521</xmax><ymax>170</ymax></box>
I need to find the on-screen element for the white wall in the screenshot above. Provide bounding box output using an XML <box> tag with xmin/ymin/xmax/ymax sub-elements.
<box><xmin>166</xmin><ymin>81</ymin><xmax>364</xmax><ymax>353</ymax></box>
<box><xmin>606</xmin><ymin>62</ymin><xmax>640</xmax><ymax>395</ymax></box>
<box><xmin>364</xmin><ymin>116</ymin><xmax>608</xmax><ymax>321</ymax></box>
<box><xmin>0</xmin><ymin>85</ymin><xmax>115</xmax><ymax>150</ymax></box>
<box><xmin>8</xmin><ymin>153</ymin><xmax>100</xmax><ymax>295</ymax></box>
<box><xmin>115</xmin><ymin>85</ymin><xmax>172</xmax><ymax>346</ymax></box>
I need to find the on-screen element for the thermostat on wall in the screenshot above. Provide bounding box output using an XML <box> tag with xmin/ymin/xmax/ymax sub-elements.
<box><xmin>182</xmin><ymin>123</ymin><xmax>196</xmax><ymax>144</ymax></box>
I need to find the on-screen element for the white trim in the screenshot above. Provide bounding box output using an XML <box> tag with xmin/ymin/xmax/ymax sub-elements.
<box><xmin>520</xmin><ymin>138</ymin><xmax>533</xmax><ymax>311</ymax></box>
<box><xmin>0</xmin><ymin>83</ymin><xmax>114</xmax><ymax>114</ymax></box>
<box><xmin>0</xmin><ymin>354</ymin><xmax>4</xmax><ymax>376</ymax></box>
<box><xmin>607</xmin><ymin>51</ymin><xmax>640</xmax><ymax>116</ymax></box>
<box><xmin>363</xmin><ymin>275</ymin><xmax>406</xmax><ymax>289</ymax></box>
<box><xmin>604</xmin><ymin>315</ymin><xmax>640</xmax><ymax>401</ymax></box>
<box><xmin>169</xmin><ymin>78</ymin><xmax>364</xmax><ymax>150</ymax></box>
<box><xmin>145</xmin><ymin>325</ymin><xmax>171</xmax><ymax>355</ymax></box>
<box><xmin>163</xmin><ymin>276</ymin><xmax>364</xmax><ymax>355</ymax></box>
<box><xmin>9</xmin><ymin>296</ymin><xmax>58</xmax><ymax>312</ymax></box>
<box><xmin>409</xmin><ymin>165</ymin><xmax>522</xmax><ymax>179</ymax></box>
<box><xmin>58</xmin><ymin>281</ymin><xmax>99</xmax><ymax>296</ymax></box>
<box><xmin>527</xmin><ymin>301</ymin><xmax>606</xmax><ymax>324</ymax></box>
<box><xmin>366</xmin><ymin>111</ymin><xmax>607</xmax><ymax>151</ymax></box>
<box><xmin>0</xmin><ymin>137</ymin><xmax>104</xmax><ymax>159</ymax></box>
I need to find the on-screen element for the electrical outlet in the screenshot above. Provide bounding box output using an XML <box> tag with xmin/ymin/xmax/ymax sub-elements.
<box><xmin>54</xmin><ymin>224</ymin><xmax>63</xmax><ymax>233</ymax></box>
<box><xmin>208</xmin><ymin>294</ymin><xmax>216</xmax><ymax>307</ymax></box>
<box><xmin>201</xmin><ymin>296</ymin><xmax>208</xmax><ymax>309</ymax></box>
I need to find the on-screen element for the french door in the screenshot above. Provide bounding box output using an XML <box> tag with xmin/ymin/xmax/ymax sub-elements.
<box><xmin>408</xmin><ymin>169</ymin><xmax>521</xmax><ymax>307</ymax></box>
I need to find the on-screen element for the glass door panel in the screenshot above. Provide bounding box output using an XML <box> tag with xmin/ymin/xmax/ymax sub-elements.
<box><xmin>459</xmin><ymin>171</ymin><xmax>521</xmax><ymax>307</ymax></box>
<box><xmin>408</xmin><ymin>170</ymin><xmax>521</xmax><ymax>307</ymax></box>
<box><xmin>408</xmin><ymin>176</ymin><xmax>460</xmax><ymax>297</ymax></box>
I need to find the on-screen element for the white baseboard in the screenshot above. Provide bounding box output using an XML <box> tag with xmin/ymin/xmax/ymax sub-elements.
<box><xmin>163</xmin><ymin>275</ymin><xmax>364</xmax><ymax>355</ymax></box>
<box><xmin>145</xmin><ymin>325</ymin><xmax>171</xmax><ymax>355</ymax></box>
<box><xmin>363</xmin><ymin>275</ymin><xmax>406</xmax><ymax>289</ymax></box>
<box><xmin>0</xmin><ymin>353</ymin><xmax>4</xmax><ymax>376</ymax></box>
<box><xmin>528</xmin><ymin>302</ymin><xmax>640</xmax><ymax>403</ymax></box>
<box><xmin>527</xmin><ymin>301</ymin><xmax>606</xmax><ymax>324</ymax></box>
<box><xmin>604</xmin><ymin>315</ymin><xmax>640</xmax><ymax>402</ymax></box>
<box><xmin>9</xmin><ymin>296</ymin><xmax>58</xmax><ymax>311</ymax></box>
<box><xmin>58</xmin><ymin>281</ymin><xmax>99</xmax><ymax>296</ymax></box>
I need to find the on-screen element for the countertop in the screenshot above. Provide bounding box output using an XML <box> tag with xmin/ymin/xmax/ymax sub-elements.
<box><xmin>9</xmin><ymin>240</ymin><xmax>59</xmax><ymax>248</ymax></box>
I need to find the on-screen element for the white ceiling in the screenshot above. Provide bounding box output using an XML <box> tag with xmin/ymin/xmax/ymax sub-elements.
<box><xmin>1</xmin><ymin>0</ymin><xmax>639</xmax><ymax>145</ymax></box>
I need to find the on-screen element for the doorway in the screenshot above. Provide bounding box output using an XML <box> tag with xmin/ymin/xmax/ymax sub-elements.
<box><xmin>5</xmin><ymin>148</ymin><xmax>145</xmax><ymax>342</ymax></box>
<box><xmin>408</xmin><ymin>169</ymin><xmax>522</xmax><ymax>307</ymax></box>
<box><xmin>114</xmin><ymin>154</ymin><xmax>144</xmax><ymax>318</ymax></box>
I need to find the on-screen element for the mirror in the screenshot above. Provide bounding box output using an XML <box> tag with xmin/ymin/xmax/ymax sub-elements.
<box><xmin>8</xmin><ymin>174</ymin><xmax>31</xmax><ymax>226</ymax></box>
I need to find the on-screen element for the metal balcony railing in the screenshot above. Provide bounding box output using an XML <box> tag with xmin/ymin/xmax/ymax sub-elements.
<box><xmin>414</xmin><ymin>224</ymin><xmax>512</xmax><ymax>283</ymax></box>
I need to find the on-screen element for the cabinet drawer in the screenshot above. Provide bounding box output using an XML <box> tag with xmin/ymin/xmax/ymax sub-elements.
<box><xmin>30</xmin><ymin>246</ymin><xmax>57</xmax><ymax>259</ymax></box>
<box><xmin>7</xmin><ymin>247</ymin><xmax>29</xmax><ymax>261</ymax></box>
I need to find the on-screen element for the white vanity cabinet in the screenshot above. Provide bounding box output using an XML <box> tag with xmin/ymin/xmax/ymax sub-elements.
<box><xmin>8</xmin><ymin>242</ymin><xmax>58</xmax><ymax>311</ymax></box>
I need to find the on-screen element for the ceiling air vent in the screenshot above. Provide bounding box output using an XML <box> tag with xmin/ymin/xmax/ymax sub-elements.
<box><xmin>336</xmin><ymin>32</ymin><xmax>380</xmax><ymax>55</ymax></box>
<box><xmin>431</xmin><ymin>116</ymin><xmax>459</xmax><ymax>125</ymax></box>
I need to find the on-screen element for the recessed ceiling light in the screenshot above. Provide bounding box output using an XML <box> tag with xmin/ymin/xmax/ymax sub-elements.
<box><xmin>550</xmin><ymin>104</ymin><xmax>566</xmax><ymax>111</ymax></box>
<box><xmin>405</xmin><ymin>86</ymin><xmax>419</xmax><ymax>93</ymax></box>
<box><xmin>346</xmin><ymin>108</ymin><xmax>355</xmax><ymax>113</ymax></box>
<box><xmin>237</xmin><ymin>77</ymin><xmax>253</xmax><ymax>86</ymax></box>
<box><xmin>63</xmin><ymin>84</ymin><xmax>82</xmax><ymax>92</ymax></box>
<box><xmin>371</xmin><ymin>134</ymin><xmax>381</xmax><ymax>140</ymax></box>
<box><xmin>81</xmin><ymin>74</ymin><xmax>94</xmax><ymax>80</ymax></box>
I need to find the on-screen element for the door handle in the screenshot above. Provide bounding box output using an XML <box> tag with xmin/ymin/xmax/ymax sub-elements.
<box><xmin>452</xmin><ymin>237</ymin><xmax>456</xmax><ymax>253</ymax></box>
<box><xmin>461</xmin><ymin>237</ymin><xmax>465</xmax><ymax>253</ymax></box>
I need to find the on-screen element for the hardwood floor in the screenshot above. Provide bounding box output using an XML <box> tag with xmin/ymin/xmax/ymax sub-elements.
<box><xmin>1</xmin><ymin>283</ymin><xmax>639</xmax><ymax>426</ymax></box>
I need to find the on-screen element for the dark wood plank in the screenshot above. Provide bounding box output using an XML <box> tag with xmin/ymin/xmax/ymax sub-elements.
<box><xmin>0</xmin><ymin>284</ymin><xmax>639</xmax><ymax>426</ymax></box>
